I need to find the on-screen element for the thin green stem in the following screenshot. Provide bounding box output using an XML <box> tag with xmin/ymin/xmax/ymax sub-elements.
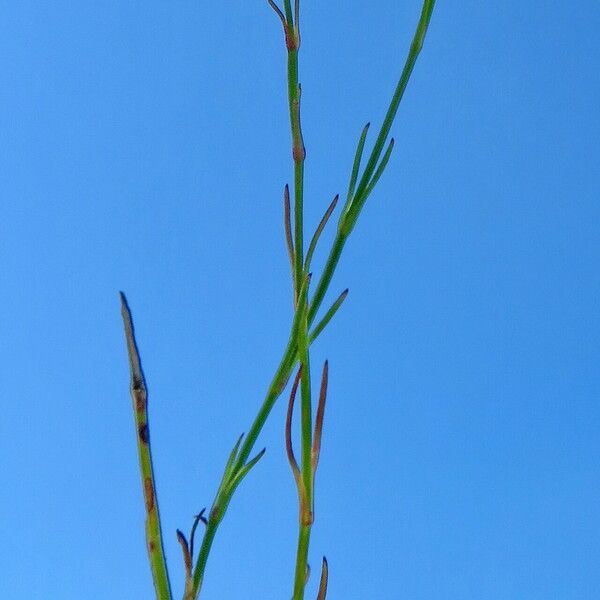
<box><xmin>307</xmin><ymin>233</ymin><xmax>347</xmax><ymax>327</ymax></box>
<box><xmin>235</xmin><ymin>273</ymin><xmax>309</xmax><ymax>469</ymax></box>
<box><xmin>184</xmin><ymin>2</ymin><xmax>437</xmax><ymax>596</ymax></box>
<box><xmin>311</xmin><ymin>0</ymin><xmax>436</xmax><ymax>320</ymax></box>
<box><xmin>120</xmin><ymin>293</ymin><xmax>172</xmax><ymax>600</ymax></box>
<box><xmin>283</xmin><ymin>0</ymin><xmax>293</xmax><ymax>24</ymax></box>
<box><xmin>298</xmin><ymin>284</ymin><xmax>313</xmax><ymax>517</ymax></box>
<box><xmin>189</xmin><ymin>277</ymin><xmax>310</xmax><ymax>598</ymax></box>
<box><xmin>288</xmin><ymin>49</ymin><xmax>305</xmax><ymax>299</ymax></box>
<box><xmin>350</xmin><ymin>0</ymin><xmax>436</xmax><ymax>219</ymax></box>
<box><xmin>298</xmin><ymin>312</ymin><xmax>313</xmax><ymax>516</ymax></box>
<box><xmin>292</xmin><ymin>296</ymin><xmax>313</xmax><ymax>600</ymax></box>
<box><xmin>191</xmin><ymin>521</ymin><xmax>218</xmax><ymax>597</ymax></box>
<box><xmin>189</xmin><ymin>347</ymin><xmax>296</xmax><ymax>598</ymax></box>
<box><xmin>292</xmin><ymin>525</ymin><xmax>312</xmax><ymax>600</ymax></box>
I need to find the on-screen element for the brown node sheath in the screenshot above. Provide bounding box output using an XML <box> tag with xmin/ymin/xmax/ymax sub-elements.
<box><xmin>285</xmin><ymin>25</ymin><xmax>299</xmax><ymax>51</ymax></box>
<box><xmin>293</xmin><ymin>144</ymin><xmax>306</xmax><ymax>162</ymax></box>
<box><xmin>301</xmin><ymin>509</ymin><xmax>314</xmax><ymax>527</ymax></box>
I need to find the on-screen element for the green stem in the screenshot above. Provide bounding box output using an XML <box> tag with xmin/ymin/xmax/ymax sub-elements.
<box><xmin>235</xmin><ymin>272</ymin><xmax>309</xmax><ymax>469</ymax></box>
<box><xmin>283</xmin><ymin>0</ymin><xmax>293</xmax><ymax>24</ymax></box>
<box><xmin>292</xmin><ymin>281</ymin><xmax>313</xmax><ymax>600</ymax></box>
<box><xmin>311</xmin><ymin>0</ymin><xmax>436</xmax><ymax>320</ymax></box>
<box><xmin>190</xmin><ymin>277</ymin><xmax>310</xmax><ymax>598</ymax></box>
<box><xmin>298</xmin><ymin>301</ymin><xmax>312</xmax><ymax>510</ymax></box>
<box><xmin>120</xmin><ymin>293</ymin><xmax>172</xmax><ymax>600</ymax></box>
<box><xmin>191</xmin><ymin>521</ymin><xmax>218</xmax><ymax>598</ymax></box>
<box><xmin>288</xmin><ymin>48</ymin><xmax>305</xmax><ymax>299</ymax></box>
<box><xmin>187</xmin><ymin>2</ymin><xmax>437</xmax><ymax>596</ymax></box>
<box><xmin>351</xmin><ymin>0</ymin><xmax>436</xmax><ymax>212</ymax></box>
<box><xmin>189</xmin><ymin>353</ymin><xmax>297</xmax><ymax>598</ymax></box>
<box><xmin>292</xmin><ymin>525</ymin><xmax>312</xmax><ymax>600</ymax></box>
<box><xmin>308</xmin><ymin>233</ymin><xmax>347</xmax><ymax>327</ymax></box>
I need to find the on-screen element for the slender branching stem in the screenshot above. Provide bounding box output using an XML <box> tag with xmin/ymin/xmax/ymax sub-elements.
<box><xmin>292</xmin><ymin>273</ymin><xmax>313</xmax><ymax>600</ymax></box>
<box><xmin>123</xmin><ymin>2</ymin><xmax>437</xmax><ymax>597</ymax></box>
<box><xmin>293</xmin><ymin>525</ymin><xmax>312</xmax><ymax>598</ymax></box>
<box><xmin>189</xmin><ymin>275</ymin><xmax>309</xmax><ymax>598</ymax></box>
<box><xmin>287</xmin><ymin>36</ymin><xmax>305</xmax><ymax>300</ymax></box>
<box><xmin>120</xmin><ymin>293</ymin><xmax>172</xmax><ymax>600</ymax></box>
<box><xmin>190</xmin><ymin>2</ymin><xmax>436</xmax><ymax>595</ymax></box>
<box><xmin>344</xmin><ymin>0</ymin><xmax>436</xmax><ymax>232</ymax></box>
<box><xmin>191</xmin><ymin>520</ymin><xmax>218</xmax><ymax>597</ymax></box>
<box><xmin>311</xmin><ymin>0</ymin><xmax>436</xmax><ymax>320</ymax></box>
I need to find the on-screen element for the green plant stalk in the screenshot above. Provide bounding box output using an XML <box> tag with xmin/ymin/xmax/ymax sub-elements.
<box><xmin>190</xmin><ymin>520</ymin><xmax>218</xmax><ymax>597</ymax></box>
<box><xmin>292</xmin><ymin>284</ymin><xmax>313</xmax><ymax>600</ymax></box>
<box><xmin>190</xmin><ymin>357</ymin><xmax>297</xmax><ymax>598</ymax></box>
<box><xmin>285</xmin><ymin>23</ymin><xmax>305</xmax><ymax>298</ymax></box>
<box><xmin>307</xmin><ymin>234</ymin><xmax>346</xmax><ymax>327</ymax></box>
<box><xmin>279</xmin><ymin>6</ymin><xmax>318</xmax><ymax>595</ymax></box>
<box><xmin>293</xmin><ymin>526</ymin><xmax>312</xmax><ymax>599</ymax></box>
<box><xmin>235</xmin><ymin>273</ymin><xmax>309</xmax><ymax>470</ymax></box>
<box><xmin>191</xmin><ymin>277</ymin><xmax>310</xmax><ymax>598</ymax></box>
<box><xmin>120</xmin><ymin>293</ymin><xmax>173</xmax><ymax>600</ymax></box>
<box><xmin>310</xmin><ymin>0</ymin><xmax>436</xmax><ymax>320</ymax></box>
<box><xmin>345</xmin><ymin>0</ymin><xmax>436</xmax><ymax>228</ymax></box>
<box><xmin>185</xmin><ymin>1</ymin><xmax>437</xmax><ymax>595</ymax></box>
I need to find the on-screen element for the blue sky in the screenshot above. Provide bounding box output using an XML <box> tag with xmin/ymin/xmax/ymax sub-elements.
<box><xmin>1</xmin><ymin>1</ymin><xmax>599</xmax><ymax>598</ymax></box>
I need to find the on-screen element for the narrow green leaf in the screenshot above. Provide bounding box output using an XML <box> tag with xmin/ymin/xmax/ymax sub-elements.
<box><xmin>353</xmin><ymin>0</ymin><xmax>436</xmax><ymax>205</ymax></box>
<box><xmin>365</xmin><ymin>137</ymin><xmax>395</xmax><ymax>197</ymax></box>
<box><xmin>213</xmin><ymin>433</ymin><xmax>245</xmax><ymax>502</ymax></box>
<box><xmin>342</xmin><ymin>122</ymin><xmax>370</xmax><ymax>221</ymax></box>
<box><xmin>308</xmin><ymin>289</ymin><xmax>349</xmax><ymax>344</ymax></box>
<box><xmin>225</xmin><ymin>433</ymin><xmax>244</xmax><ymax>480</ymax></box>
<box><xmin>345</xmin><ymin>138</ymin><xmax>395</xmax><ymax>230</ymax></box>
<box><xmin>304</xmin><ymin>194</ymin><xmax>339</xmax><ymax>273</ymax></box>
<box><xmin>290</xmin><ymin>272</ymin><xmax>311</xmax><ymax>339</ymax></box>
<box><xmin>284</xmin><ymin>184</ymin><xmax>295</xmax><ymax>285</ymax></box>
<box><xmin>227</xmin><ymin>448</ymin><xmax>267</xmax><ymax>494</ymax></box>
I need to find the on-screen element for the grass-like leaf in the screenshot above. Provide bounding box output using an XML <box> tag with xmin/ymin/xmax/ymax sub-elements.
<box><xmin>343</xmin><ymin>122</ymin><xmax>371</xmax><ymax>217</ymax></box>
<box><xmin>304</xmin><ymin>194</ymin><xmax>339</xmax><ymax>273</ymax></box>
<box><xmin>309</xmin><ymin>289</ymin><xmax>349</xmax><ymax>345</ymax></box>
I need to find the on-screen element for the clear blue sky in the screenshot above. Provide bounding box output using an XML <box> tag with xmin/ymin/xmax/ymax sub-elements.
<box><xmin>1</xmin><ymin>2</ymin><xmax>599</xmax><ymax>599</ymax></box>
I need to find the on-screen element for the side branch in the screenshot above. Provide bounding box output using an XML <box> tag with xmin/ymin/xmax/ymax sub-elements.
<box><xmin>120</xmin><ymin>292</ymin><xmax>172</xmax><ymax>600</ymax></box>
